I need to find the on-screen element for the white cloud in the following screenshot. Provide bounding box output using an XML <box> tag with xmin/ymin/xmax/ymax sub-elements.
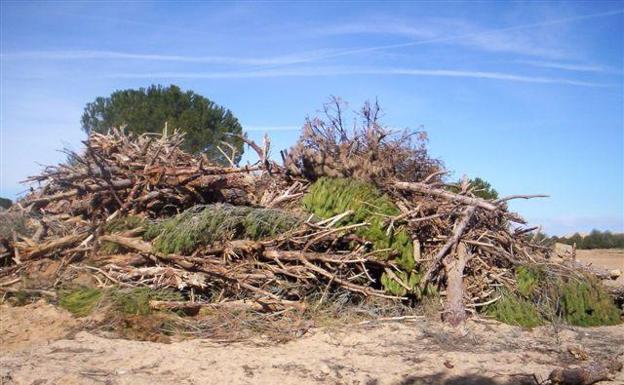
<box><xmin>517</xmin><ymin>60</ymin><xmax>622</xmax><ymax>74</ymax></box>
<box><xmin>0</xmin><ymin>49</ymin><xmax>334</xmax><ymax>67</ymax></box>
<box><xmin>106</xmin><ymin>66</ymin><xmax>616</xmax><ymax>88</ymax></box>
<box><xmin>312</xmin><ymin>9</ymin><xmax>624</xmax><ymax>60</ymax></box>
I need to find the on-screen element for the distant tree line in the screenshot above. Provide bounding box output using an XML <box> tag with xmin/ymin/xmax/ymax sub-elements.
<box><xmin>552</xmin><ymin>230</ymin><xmax>624</xmax><ymax>249</ymax></box>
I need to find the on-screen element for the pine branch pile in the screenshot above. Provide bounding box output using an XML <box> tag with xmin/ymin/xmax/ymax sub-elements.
<box><xmin>0</xmin><ymin>99</ymin><xmax>619</xmax><ymax>328</ymax></box>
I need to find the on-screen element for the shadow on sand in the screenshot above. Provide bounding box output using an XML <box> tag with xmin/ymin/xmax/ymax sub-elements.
<box><xmin>385</xmin><ymin>372</ymin><xmax>539</xmax><ymax>385</ymax></box>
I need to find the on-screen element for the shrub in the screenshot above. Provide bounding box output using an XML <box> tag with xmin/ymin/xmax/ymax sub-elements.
<box><xmin>559</xmin><ymin>277</ymin><xmax>621</xmax><ymax>326</ymax></box>
<box><xmin>554</xmin><ymin>230</ymin><xmax>624</xmax><ymax>249</ymax></box>
<box><xmin>486</xmin><ymin>265</ymin><xmax>620</xmax><ymax>327</ymax></box>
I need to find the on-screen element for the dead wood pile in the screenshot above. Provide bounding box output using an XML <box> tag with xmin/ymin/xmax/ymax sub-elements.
<box><xmin>0</xmin><ymin>101</ymin><xmax>578</xmax><ymax>325</ymax></box>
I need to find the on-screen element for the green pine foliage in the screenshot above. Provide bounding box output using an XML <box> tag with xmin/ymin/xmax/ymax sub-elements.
<box><xmin>448</xmin><ymin>177</ymin><xmax>499</xmax><ymax>200</ymax></box>
<box><xmin>303</xmin><ymin>177</ymin><xmax>413</xmax><ymax>269</ymax></box>
<box><xmin>485</xmin><ymin>289</ymin><xmax>544</xmax><ymax>328</ymax></box>
<box><xmin>81</xmin><ymin>84</ymin><xmax>244</xmax><ymax>165</ymax></box>
<box><xmin>559</xmin><ymin>278</ymin><xmax>621</xmax><ymax>326</ymax></box>
<box><xmin>109</xmin><ymin>287</ymin><xmax>183</xmax><ymax>316</ymax></box>
<box><xmin>486</xmin><ymin>265</ymin><xmax>620</xmax><ymax>327</ymax></box>
<box><xmin>59</xmin><ymin>287</ymin><xmax>104</xmax><ymax>317</ymax></box>
<box><xmin>302</xmin><ymin>177</ymin><xmax>417</xmax><ymax>296</ymax></box>
<box><xmin>380</xmin><ymin>271</ymin><xmax>421</xmax><ymax>297</ymax></box>
<box><xmin>515</xmin><ymin>265</ymin><xmax>542</xmax><ymax>297</ymax></box>
<box><xmin>103</xmin><ymin>215</ymin><xmax>146</xmax><ymax>234</ymax></box>
<box><xmin>145</xmin><ymin>204</ymin><xmax>301</xmax><ymax>255</ymax></box>
<box><xmin>99</xmin><ymin>215</ymin><xmax>148</xmax><ymax>255</ymax></box>
<box><xmin>58</xmin><ymin>287</ymin><xmax>182</xmax><ymax>317</ymax></box>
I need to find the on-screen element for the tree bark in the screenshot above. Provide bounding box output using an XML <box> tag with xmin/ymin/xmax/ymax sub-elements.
<box><xmin>442</xmin><ymin>242</ymin><xmax>470</xmax><ymax>326</ymax></box>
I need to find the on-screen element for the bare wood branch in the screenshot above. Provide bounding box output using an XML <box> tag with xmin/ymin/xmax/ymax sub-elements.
<box><xmin>494</xmin><ymin>194</ymin><xmax>549</xmax><ymax>204</ymax></box>
<box><xmin>420</xmin><ymin>206</ymin><xmax>476</xmax><ymax>289</ymax></box>
<box><xmin>394</xmin><ymin>181</ymin><xmax>498</xmax><ymax>211</ymax></box>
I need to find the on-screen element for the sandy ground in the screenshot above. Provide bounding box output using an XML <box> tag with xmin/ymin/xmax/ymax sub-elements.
<box><xmin>1</xmin><ymin>301</ymin><xmax>623</xmax><ymax>385</ymax></box>
<box><xmin>576</xmin><ymin>249</ymin><xmax>624</xmax><ymax>271</ymax></box>
<box><xmin>0</xmin><ymin>300</ymin><xmax>78</xmax><ymax>352</ymax></box>
<box><xmin>576</xmin><ymin>249</ymin><xmax>624</xmax><ymax>287</ymax></box>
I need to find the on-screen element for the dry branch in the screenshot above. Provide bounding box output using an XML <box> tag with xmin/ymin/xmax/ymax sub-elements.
<box><xmin>420</xmin><ymin>206</ymin><xmax>476</xmax><ymax>289</ymax></box>
<box><xmin>394</xmin><ymin>181</ymin><xmax>497</xmax><ymax>211</ymax></box>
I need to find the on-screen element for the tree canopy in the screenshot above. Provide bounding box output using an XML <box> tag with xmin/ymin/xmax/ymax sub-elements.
<box><xmin>468</xmin><ymin>177</ymin><xmax>499</xmax><ymax>200</ymax></box>
<box><xmin>0</xmin><ymin>197</ymin><xmax>12</xmax><ymax>210</ymax></box>
<box><xmin>448</xmin><ymin>176</ymin><xmax>499</xmax><ymax>200</ymax></box>
<box><xmin>81</xmin><ymin>84</ymin><xmax>244</xmax><ymax>164</ymax></box>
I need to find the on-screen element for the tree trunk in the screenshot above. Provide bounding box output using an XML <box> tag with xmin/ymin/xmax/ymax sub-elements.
<box><xmin>443</xmin><ymin>242</ymin><xmax>470</xmax><ymax>326</ymax></box>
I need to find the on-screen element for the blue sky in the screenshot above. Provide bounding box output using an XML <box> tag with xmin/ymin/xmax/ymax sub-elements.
<box><xmin>0</xmin><ymin>1</ymin><xmax>622</xmax><ymax>235</ymax></box>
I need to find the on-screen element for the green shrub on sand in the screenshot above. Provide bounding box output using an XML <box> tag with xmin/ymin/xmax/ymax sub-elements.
<box><xmin>559</xmin><ymin>276</ymin><xmax>621</xmax><ymax>326</ymax></box>
<box><xmin>486</xmin><ymin>265</ymin><xmax>620</xmax><ymax>327</ymax></box>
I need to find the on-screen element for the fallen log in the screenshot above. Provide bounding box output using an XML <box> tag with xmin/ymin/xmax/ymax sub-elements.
<box><xmin>548</xmin><ymin>360</ymin><xmax>623</xmax><ymax>385</ymax></box>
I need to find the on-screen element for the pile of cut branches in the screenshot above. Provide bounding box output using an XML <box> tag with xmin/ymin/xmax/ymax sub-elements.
<box><xmin>0</xmin><ymin>99</ymin><xmax>619</xmax><ymax>328</ymax></box>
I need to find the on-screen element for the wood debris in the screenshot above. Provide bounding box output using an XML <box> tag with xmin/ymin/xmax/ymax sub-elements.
<box><xmin>0</xmin><ymin>113</ymin><xmax>591</xmax><ymax>325</ymax></box>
